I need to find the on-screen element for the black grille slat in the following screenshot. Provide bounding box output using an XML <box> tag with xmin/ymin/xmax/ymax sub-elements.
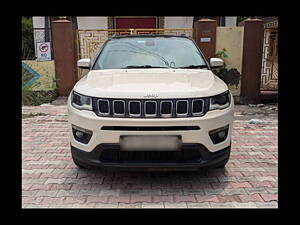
<box><xmin>161</xmin><ymin>101</ymin><xmax>172</xmax><ymax>115</ymax></box>
<box><xmin>176</xmin><ymin>100</ymin><xmax>188</xmax><ymax>115</ymax></box>
<box><xmin>145</xmin><ymin>101</ymin><xmax>156</xmax><ymax>116</ymax></box>
<box><xmin>94</xmin><ymin>98</ymin><xmax>208</xmax><ymax>118</ymax></box>
<box><xmin>192</xmin><ymin>99</ymin><xmax>204</xmax><ymax>115</ymax></box>
<box><xmin>193</xmin><ymin>100</ymin><xmax>202</xmax><ymax>113</ymax></box>
<box><xmin>129</xmin><ymin>101</ymin><xmax>141</xmax><ymax>116</ymax></box>
<box><xmin>113</xmin><ymin>100</ymin><xmax>125</xmax><ymax>115</ymax></box>
<box><xmin>98</xmin><ymin>99</ymin><xmax>110</xmax><ymax>115</ymax></box>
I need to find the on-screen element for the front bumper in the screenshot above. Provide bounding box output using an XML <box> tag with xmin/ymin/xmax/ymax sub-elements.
<box><xmin>67</xmin><ymin>95</ymin><xmax>234</xmax><ymax>153</ymax></box>
<box><xmin>71</xmin><ymin>143</ymin><xmax>231</xmax><ymax>170</ymax></box>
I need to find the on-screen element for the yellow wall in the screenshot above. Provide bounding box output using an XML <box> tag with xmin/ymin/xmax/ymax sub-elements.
<box><xmin>216</xmin><ymin>27</ymin><xmax>244</xmax><ymax>96</ymax></box>
<box><xmin>22</xmin><ymin>60</ymin><xmax>56</xmax><ymax>90</ymax></box>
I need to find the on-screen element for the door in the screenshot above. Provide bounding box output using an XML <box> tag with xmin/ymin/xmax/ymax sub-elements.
<box><xmin>115</xmin><ymin>17</ymin><xmax>157</xmax><ymax>29</ymax></box>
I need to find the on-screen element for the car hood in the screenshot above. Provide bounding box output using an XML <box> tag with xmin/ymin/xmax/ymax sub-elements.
<box><xmin>73</xmin><ymin>69</ymin><xmax>228</xmax><ymax>98</ymax></box>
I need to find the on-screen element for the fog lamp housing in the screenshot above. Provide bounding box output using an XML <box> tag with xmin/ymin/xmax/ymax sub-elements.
<box><xmin>72</xmin><ymin>125</ymin><xmax>93</xmax><ymax>144</ymax></box>
<box><xmin>209</xmin><ymin>125</ymin><xmax>229</xmax><ymax>144</ymax></box>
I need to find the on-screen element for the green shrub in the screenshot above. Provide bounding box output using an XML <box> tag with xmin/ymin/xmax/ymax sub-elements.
<box><xmin>22</xmin><ymin>17</ymin><xmax>35</xmax><ymax>60</ymax></box>
<box><xmin>213</xmin><ymin>48</ymin><xmax>241</xmax><ymax>89</ymax></box>
<box><xmin>237</xmin><ymin>16</ymin><xmax>248</xmax><ymax>24</ymax></box>
<box><xmin>22</xmin><ymin>87</ymin><xmax>58</xmax><ymax>106</ymax></box>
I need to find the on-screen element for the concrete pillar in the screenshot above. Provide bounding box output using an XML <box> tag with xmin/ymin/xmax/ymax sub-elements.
<box><xmin>51</xmin><ymin>19</ymin><xmax>78</xmax><ymax>96</ymax></box>
<box><xmin>193</xmin><ymin>19</ymin><xmax>217</xmax><ymax>61</ymax></box>
<box><xmin>240</xmin><ymin>19</ymin><xmax>264</xmax><ymax>103</ymax></box>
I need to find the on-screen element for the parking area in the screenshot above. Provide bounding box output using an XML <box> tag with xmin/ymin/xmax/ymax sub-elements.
<box><xmin>22</xmin><ymin>98</ymin><xmax>278</xmax><ymax>208</ymax></box>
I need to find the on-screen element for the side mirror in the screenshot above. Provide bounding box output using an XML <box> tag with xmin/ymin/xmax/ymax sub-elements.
<box><xmin>210</xmin><ymin>58</ymin><xmax>224</xmax><ymax>68</ymax></box>
<box><xmin>77</xmin><ymin>58</ymin><xmax>91</xmax><ymax>69</ymax></box>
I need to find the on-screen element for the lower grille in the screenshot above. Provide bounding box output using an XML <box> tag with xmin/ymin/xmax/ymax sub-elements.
<box><xmin>99</xmin><ymin>149</ymin><xmax>201</xmax><ymax>163</ymax></box>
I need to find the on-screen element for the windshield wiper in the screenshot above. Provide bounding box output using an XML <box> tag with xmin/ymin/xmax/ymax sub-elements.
<box><xmin>123</xmin><ymin>65</ymin><xmax>169</xmax><ymax>69</ymax></box>
<box><xmin>175</xmin><ymin>64</ymin><xmax>208</xmax><ymax>69</ymax></box>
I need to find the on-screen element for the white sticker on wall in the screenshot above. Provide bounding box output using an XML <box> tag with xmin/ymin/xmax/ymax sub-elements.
<box><xmin>200</xmin><ymin>37</ymin><xmax>211</xmax><ymax>42</ymax></box>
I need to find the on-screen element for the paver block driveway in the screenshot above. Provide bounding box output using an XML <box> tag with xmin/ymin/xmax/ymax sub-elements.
<box><xmin>22</xmin><ymin>98</ymin><xmax>278</xmax><ymax>208</ymax></box>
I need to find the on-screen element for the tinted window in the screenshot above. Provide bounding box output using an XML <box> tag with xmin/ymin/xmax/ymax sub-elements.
<box><xmin>93</xmin><ymin>37</ymin><xmax>207</xmax><ymax>70</ymax></box>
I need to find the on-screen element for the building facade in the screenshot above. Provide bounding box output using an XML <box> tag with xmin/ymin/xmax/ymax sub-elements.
<box><xmin>32</xmin><ymin>16</ymin><xmax>237</xmax><ymax>59</ymax></box>
<box><xmin>33</xmin><ymin>16</ymin><xmax>237</xmax><ymax>30</ymax></box>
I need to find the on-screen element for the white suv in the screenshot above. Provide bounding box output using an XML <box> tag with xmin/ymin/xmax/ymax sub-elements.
<box><xmin>68</xmin><ymin>34</ymin><xmax>234</xmax><ymax>170</ymax></box>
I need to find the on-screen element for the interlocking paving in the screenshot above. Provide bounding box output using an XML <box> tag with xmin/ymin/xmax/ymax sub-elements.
<box><xmin>22</xmin><ymin>98</ymin><xmax>278</xmax><ymax>208</ymax></box>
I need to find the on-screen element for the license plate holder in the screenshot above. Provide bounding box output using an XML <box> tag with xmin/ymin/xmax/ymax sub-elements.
<box><xmin>120</xmin><ymin>135</ymin><xmax>182</xmax><ymax>151</ymax></box>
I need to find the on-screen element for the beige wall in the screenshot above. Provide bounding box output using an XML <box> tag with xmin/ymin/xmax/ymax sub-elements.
<box><xmin>164</xmin><ymin>17</ymin><xmax>193</xmax><ymax>28</ymax></box>
<box><xmin>77</xmin><ymin>17</ymin><xmax>107</xmax><ymax>29</ymax></box>
<box><xmin>216</xmin><ymin>26</ymin><xmax>244</xmax><ymax>96</ymax></box>
<box><xmin>22</xmin><ymin>60</ymin><xmax>56</xmax><ymax>90</ymax></box>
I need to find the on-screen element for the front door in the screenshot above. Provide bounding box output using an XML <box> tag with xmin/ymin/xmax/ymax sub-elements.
<box><xmin>115</xmin><ymin>17</ymin><xmax>157</xmax><ymax>29</ymax></box>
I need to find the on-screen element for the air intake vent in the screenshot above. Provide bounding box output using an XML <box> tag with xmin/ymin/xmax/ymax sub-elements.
<box><xmin>113</xmin><ymin>100</ymin><xmax>125</xmax><ymax>116</ymax></box>
<box><xmin>129</xmin><ymin>101</ymin><xmax>141</xmax><ymax>116</ymax></box>
<box><xmin>192</xmin><ymin>99</ymin><xmax>204</xmax><ymax>115</ymax></box>
<box><xmin>145</xmin><ymin>101</ymin><xmax>157</xmax><ymax>117</ymax></box>
<box><xmin>100</xmin><ymin>148</ymin><xmax>201</xmax><ymax>163</ymax></box>
<box><xmin>98</xmin><ymin>99</ymin><xmax>110</xmax><ymax>115</ymax></box>
<box><xmin>176</xmin><ymin>100</ymin><xmax>188</xmax><ymax>116</ymax></box>
<box><xmin>160</xmin><ymin>101</ymin><xmax>172</xmax><ymax>117</ymax></box>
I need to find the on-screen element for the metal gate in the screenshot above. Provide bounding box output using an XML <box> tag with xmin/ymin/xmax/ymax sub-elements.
<box><xmin>260</xmin><ymin>27</ymin><xmax>278</xmax><ymax>91</ymax></box>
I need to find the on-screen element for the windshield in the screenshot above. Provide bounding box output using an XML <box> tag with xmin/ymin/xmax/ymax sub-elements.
<box><xmin>92</xmin><ymin>37</ymin><xmax>208</xmax><ymax>70</ymax></box>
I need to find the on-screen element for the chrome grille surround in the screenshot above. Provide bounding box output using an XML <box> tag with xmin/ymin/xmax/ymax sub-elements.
<box><xmin>176</xmin><ymin>100</ymin><xmax>189</xmax><ymax>117</ymax></box>
<box><xmin>160</xmin><ymin>100</ymin><xmax>173</xmax><ymax>118</ymax></box>
<box><xmin>144</xmin><ymin>101</ymin><xmax>157</xmax><ymax>117</ymax></box>
<box><xmin>97</xmin><ymin>99</ymin><xmax>110</xmax><ymax>116</ymax></box>
<box><xmin>93</xmin><ymin>98</ymin><xmax>207</xmax><ymax>118</ymax></box>
<box><xmin>128</xmin><ymin>100</ymin><xmax>141</xmax><ymax>117</ymax></box>
<box><xmin>192</xmin><ymin>99</ymin><xmax>205</xmax><ymax>116</ymax></box>
<box><xmin>112</xmin><ymin>100</ymin><xmax>125</xmax><ymax>116</ymax></box>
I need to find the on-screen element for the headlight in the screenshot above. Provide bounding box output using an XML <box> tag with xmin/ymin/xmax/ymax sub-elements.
<box><xmin>71</xmin><ymin>91</ymin><xmax>92</xmax><ymax>110</ymax></box>
<box><xmin>209</xmin><ymin>90</ymin><xmax>231</xmax><ymax>111</ymax></box>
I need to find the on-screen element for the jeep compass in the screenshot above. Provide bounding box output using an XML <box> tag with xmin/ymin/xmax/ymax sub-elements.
<box><xmin>68</xmin><ymin>34</ymin><xmax>234</xmax><ymax>170</ymax></box>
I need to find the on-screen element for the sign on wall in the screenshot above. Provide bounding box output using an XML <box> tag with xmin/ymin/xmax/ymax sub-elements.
<box><xmin>200</xmin><ymin>37</ymin><xmax>211</xmax><ymax>42</ymax></box>
<box><xmin>36</xmin><ymin>42</ymin><xmax>51</xmax><ymax>61</ymax></box>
